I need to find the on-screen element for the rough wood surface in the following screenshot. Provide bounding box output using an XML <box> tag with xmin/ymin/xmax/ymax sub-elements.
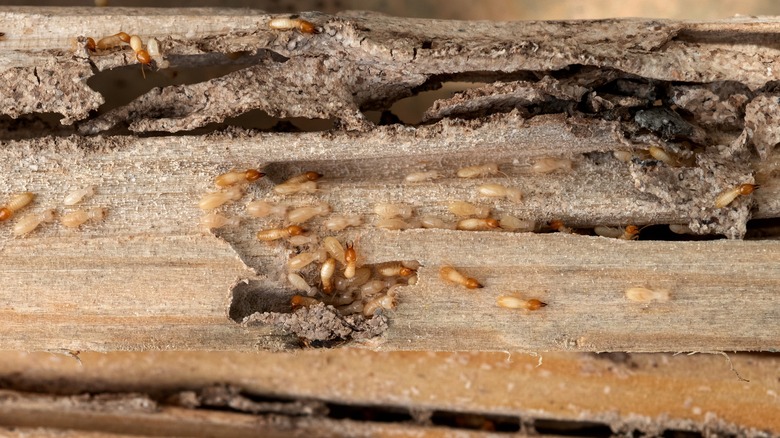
<box><xmin>0</xmin><ymin>8</ymin><xmax>777</xmax><ymax>353</ymax></box>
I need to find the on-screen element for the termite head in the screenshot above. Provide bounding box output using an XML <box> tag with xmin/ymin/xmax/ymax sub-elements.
<box><xmin>485</xmin><ymin>218</ymin><xmax>500</xmax><ymax>229</ymax></box>
<box><xmin>624</xmin><ymin>225</ymin><xmax>640</xmax><ymax>239</ymax></box>
<box><xmin>287</xmin><ymin>225</ymin><xmax>305</xmax><ymax>236</ymax></box>
<box><xmin>117</xmin><ymin>32</ymin><xmax>131</xmax><ymax>43</ymax></box>
<box><xmin>246</xmin><ymin>169</ymin><xmax>265</xmax><ymax>182</ymax></box>
<box><xmin>525</xmin><ymin>299</ymin><xmax>547</xmax><ymax>310</ymax></box>
<box><xmin>549</xmin><ymin>220</ymin><xmax>564</xmax><ymax>231</ymax></box>
<box><xmin>136</xmin><ymin>49</ymin><xmax>152</xmax><ymax>65</ymax></box>
<box><xmin>399</xmin><ymin>267</ymin><xmax>415</xmax><ymax>277</ymax></box>
<box><xmin>345</xmin><ymin>242</ymin><xmax>357</xmax><ymax>263</ymax></box>
<box><xmin>465</xmin><ymin>278</ymin><xmax>483</xmax><ymax>289</ymax></box>
<box><xmin>304</xmin><ymin>171</ymin><xmax>322</xmax><ymax>181</ymax></box>
<box><xmin>0</xmin><ymin>207</ymin><xmax>11</xmax><ymax>221</ymax></box>
<box><xmin>297</xmin><ymin>19</ymin><xmax>321</xmax><ymax>34</ymax></box>
<box><xmin>85</xmin><ymin>37</ymin><xmax>97</xmax><ymax>51</ymax></box>
<box><xmin>738</xmin><ymin>183</ymin><xmax>758</xmax><ymax>195</ymax></box>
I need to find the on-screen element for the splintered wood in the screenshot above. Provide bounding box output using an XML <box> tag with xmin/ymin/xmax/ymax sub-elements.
<box><xmin>0</xmin><ymin>8</ymin><xmax>777</xmax><ymax>352</ymax></box>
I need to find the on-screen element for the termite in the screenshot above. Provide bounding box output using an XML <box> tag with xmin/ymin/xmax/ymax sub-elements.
<box><xmin>594</xmin><ymin>225</ymin><xmax>640</xmax><ymax>240</ymax></box>
<box><xmin>273</xmin><ymin>180</ymin><xmax>318</xmax><ymax>196</ymax></box>
<box><xmin>549</xmin><ymin>219</ymin><xmax>573</xmax><ymax>234</ymax></box>
<box><xmin>288</xmin><ymin>234</ymin><xmax>319</xmax><ymax>247</ymax></box>
<box><xmin>95</xmin><ymin>32</ymin><xmax>130</xmax><ymax>50</ymax></box>
<box><xmin>0</xmin><ymin>192</ymin><xmax>35</xmax><ymax>221</ymax></box>
<box><xmin>625</xmin><ymin>286</ymin><xmax>671</xmax><ymax>303</ymax></box>
<box><xmin>287</xmin><ymin>250</ymin><xmax>327</xmax><ymax>271</ymax></box>
<box><xmin>419</xmin><ymin>215</ymin><xmax>455</xmax><ymax>230</ymax></box>
<box><xmin>531</xmin><ymin>157</ymin><xmax>573</xmax><ymax>174</ymax></box>
<box><xmin>476</xmin><ymin>184</ymin><xmax>523</xmax><ymax>203</ymax></box>
<box><xmin>448</xmin><ymin>201</ymin><xmax>490</xmax><ymax>218</ymax></box>
<box><xmin>215</xmin><ymin>169</ymin><xmax>265</xmax><ymax>187</ymax></box>
<box><xmin>64</xmin><ymin>187</ymin><xmax>95</xmax><ymax>206</ymax></box>
<box><xmin>128</xmin><ymin>35</ymin><xmax>151</xmax><ymax>77</ymax></box>
<box><xmin>334</xmin><ymin>267</ymin><xmax>371</xmax><ymax>291</ymax></box>
<box><xmin>374</xmin><ymin>202</ymin><xmax>414</xmax><ymax>219</ymax></box>
<box><xmin>496</xmin><ymin>295</ymin><xmax>547</xmax><ymax>311</ymax></box>
<box><xmin>269</xmin><ymin>16</ymin><xmax>321</xmax><ymax>34</ymax></box>
<box><xmin>359</xmin><ymin>280</ymin><xmax>388</xmax><ymax>297</ymax></box>
<box><xmin>199</xmin><ymin>186</ymin><xmax>243</xmax><ymax>210</ymax></box>
<box><xmin>375</xmin><ymin>218</ymin><xmax>412</xmax><ymax>230</ymax></box>
<box><xmin>291</xmin><ymin>295</ymin><xmax>320</xmax><ymax>310</ymax></box>
<box><xmin>715</xmin><ymin>183</ymin><xmax>758</xmax><ymax>208</ymax></box>
<box><xmin>146</xmin><ymin>37</ymin><xmax>169</xmax><ymax>69</ymax></box>
<box><xmin>323</xmin><ymin>214</ymin><xmax>362</xmax><ymax>231</ymax></box>
<box><xmin>456</xmin><ymin>217</ymin><xmax>500</xmax><ymax>231</ymax></box>
<box><xmin>668</xmin><ymin>224</ymin><xmax>694</xmax><ymax>235</ymax></box>
<box><xmin>344</xmin><ymin>242</ymin><xmax>357</xmax><ymax>279</ymax></box>
<box><xmin>404</xmin><ymin>170</ymin><xmax>441</xmax><ymax>183</ymax></box>
<box><xmin>439</xmin><ymin>265</ymin><xmax>483</xmax><ymax>289</ymax></box>
<box><xmin>613</xmin><ymin>151</ymin><xmax>634</xmax><ymax>162</ymax></box>
<box><xmin>498</xmin><ymin>214</ymin><xmax>534</xmax><ymax>232</ymax></box>
<box><xmin>648</xmin><ymin>146</ymin><xmax>677</xmax><ymax>166</ymax></box>
<box><xmin>362</xmin><ymin>293</ymin><xmax>397</xmax><ymax>317</ymax></box>
<box><xmin>61</xmin><ymin>207</ymin><xmax>107</xmax><ymax>228</ymax></box>
<box><xmin>457</xmin><ymin>163</ymin><xmax>500</xmax><ymax>178</ymax></box>
<box><xmin>288</xmin><ymin>273</ymin><xmax>313</xmax><ymax>295</ymax></box>
<box><xmin>283</xmin><ymin>171</ymin><xmax>322</xmax><ymax>185</ymax></box>
<box><xmin>377</xmin><ymin>262</ymin><xmax>415</xmax><ymax>277</ymax></box>
<box><xmin>286</xmin><ymin>202</ymin><xmax>331</xmax><ymax>224</ymax></box>
<box><xmin>322</xmin><ymin>237</ymin><xmax>346</xmax><ymax>265</ymax></box>
<box><xmin>13</xmin><ymin>209</ymin><xmax>55</xmax><ymax>236</ymax></box>
<box><xmin>245</xmin><ymin>200</ymin><xmax>287</xmax><ymax>218</ymax></box>
<box><xmin>338</xmin><ymin>300</ymin><xmax>364</xmax><ymax>315</ymax></box>
<box><xmin>199</xmin><ymin>212</ymin><xmax>239</xmax><ymax>229</ymax></box>
<box><xmin>320</xmin><ymin>257</ymin><xmax>337</xmax><ymax>294</ymax></box>
<box><xmin>256</xmin><ymin>225</ymin><xmax>305</xmax><ymax>241</ymax></box>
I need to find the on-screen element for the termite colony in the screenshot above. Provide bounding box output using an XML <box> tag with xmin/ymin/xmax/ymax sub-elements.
<box><xmin>83</xmin><ymin>31</ymin><xmax>168</xmax><ymax>75</ymax></box>
<box><xmin>200</xmin><ymin>168</ymin><xmax>417</xmax><ymax>319</ymax></box>
<box><xmin>0</xmin><ymin>188</ymin><xmax>108</xmax><ymax>237</ymax></box>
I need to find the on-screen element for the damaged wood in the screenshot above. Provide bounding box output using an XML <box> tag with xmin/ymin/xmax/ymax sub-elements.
<box><xmin>0</xmin><ymin>7</ymin><xmax>777</xmax><ymax>352</ymax></box>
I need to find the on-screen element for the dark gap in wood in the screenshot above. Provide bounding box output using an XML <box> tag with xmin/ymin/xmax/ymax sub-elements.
<box><xmin>533</xmin><ymin>418</ymin><xmax>613</xmax><ymax>437</ymax></box>
<box><xmin>429</xmin><ymin>410</ymin><xmax>521</xmax><ymax>432</ymax></box>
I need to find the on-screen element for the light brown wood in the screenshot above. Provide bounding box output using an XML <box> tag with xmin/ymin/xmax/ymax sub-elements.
<box><xmin>0</xmin><ymin>8</ymin><xmax>777</xmax><ymax>353</ymax></box>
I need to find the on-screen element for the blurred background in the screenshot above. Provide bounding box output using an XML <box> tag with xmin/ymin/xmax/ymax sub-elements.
<box><xmin>1</xmin><ymin>0</ymin><xmax>780</xmax><ymax>20</ymax></box>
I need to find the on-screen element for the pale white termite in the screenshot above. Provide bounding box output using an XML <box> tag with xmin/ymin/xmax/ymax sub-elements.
<box><xmin>419</xmin><ymin>215</ymin><xmax>455</xmax><ymax>230</ymax></box>
<box><xmin>13</xmin><ymin>209</ymin><xmax>55</xmax><ymax>236</ymax></box>
<box><xmin>594</xmin><ymin>225</ymin><xmax>639</xmax><ymax>240</ymax></box>
<box><xmin>476</xmin><ymin>184</ymin><xmax>523</xmax><ymax>203</ymax></box>
<box><xmin>456</xmin><ymin>217</ymin><xmax>500</xmax><ymax>231</ymax></box>
<box><xmin>362</xmin><ymin>293</ymin><xmax>397</xmax><ymax>317</ymax></box>
<box><xmin>146</xmin><ymin>37</ymin><xmax>169</xmax><ymax>69</ymax></box>
<box><xmin>268</xmin><ymin>17</ymin><xmax>321</xmax><ymax>34</ymax></box>
<box><xmin>448</xmin><ymin>201</ymin><xmax>490</xmax><ymax>218</ymax></box>
<box><xmin>286</xmin><ymin>202</ymin><xmax>331</xmax><ymax>224</ymax></box>
<box><xmin>375</xmin><ymin>218</ymin><xmax>412</xmax><ymax>230</ymax></box>
<box><xmin>199</xmin><ymin>212</ymin><xmax>239</xmax><ymax>229</ymax></box>
<box><xmin>404</xmin><ymin>170</ymin><xmax>441</xmax><ymax>183</ymax></box>
<box><xmin>373</xmin><ymin>203</ymin><xmax>414</xmax><ymax>219</ymax></box>
<box><xmin>648</xmin><ymin>146</ymin><xmax>677</xmax><ymax>166</ymax></box>
<box><xmin>359</xmin><ymin>280</ymin><xmax>388</xmax><ymax>297</ymax></box>
<box><xmin>625</xmin><ymin>287</ymin><xmax>671</xmax><ymax>303</ymax></box>
<box><xmin>715</xmin><ymin>184</ymin><xmax>758</xmax><ymax>208</ymax></box>
<box><xmin>287</xmin><ymin>250</ymin><xmax>327</xmax><ymax>271</ymax></box>
<box><xmin>439</xmin><ymin>265</ymin><xmax>483</xmax><ymax>289</ymax></box>
<box><xmin>496</xmin><ymin>295</ymin><xmax>547</xmax><ymax>310</ymax></box>
<box><xmin>334</xmin><ymin>267</ymin><xmax>371</xmax><ymax>291</ymax></box>
<box><xmin>287</xmin><ymin>234</ymin><xmax>319</xmax><ymax>247</ymax></box>
<box><xmin>199</xmin><ymin>186</ymin><xmax>243</xmax><ymax>210</ymax></box>
<box><xmin>338</xmin><ymin>300</ymin><xmax>364</xmax><ymax>315</ymax></box>
<box><xmin>61</xmin><ymin>207</ymin><xmax>107</xmax><ymax>228</ymax></box>
<box><xmin>215</xmin><ymin>169</ymin><xmax>264</xmax><ymax>187</ymax></box>
<box><xmin>256</xmin><ymin>225</ymin><xmax>305</xmax><ymax>241</ymax></box>
<box><xmin>0</xmin><ymin>192</ymin><xmax>35</xmax><ymax>221</ymax></box>
<box><xmin>323</xmin><ymin>214</ymin><xmax>362</xmax><ymax>232</ymax></box>
<box><xmin>64</xmin><ymin>187</ymin><xmax>95</xmax><ymax>206</ymax></box>
<box><xmin>245</xmin><ymin>200</ymin><xmax>287</xmax><ymax>218</ymax></box>
<box><xmin>531</xmin><ymin>157</ymin><xmax>573</xmax><ymax>174</ymax></box>
<box><xmin>320</xmin><ymin>258</ymin><xmax>337</xmax><ymax>294</ymax></box>
<box><xmin>457</xmin><ymin>163</ymin><xmax>500</xmax><ymax>178</ymax></box>
<box><xmin>344</xmin><ymin>242</ymin><xmax>357</xmax><ymax>279</ymax></box>
<box><xmin>273</xmin><ymin>180</ymin><xmax>318</xmax><ymax>196</ymax></box>
<box><xmin>287</xmin><ymin>273</ymin><xmax>313</xmax><ymax>296</ymax></box>
<box><xmin>498</xmin><ymin>214</ymin><xmax>534</xmax><ymax>232</ymax></box>
<box><xmin>668</xmin><ymin>224</ymin><xmax>694</xmax><ymax>235</ymax></box>
<box><xmin>613</xmin><ymin>151</ymin><xmax>634</xmax><ymax>162</ymax></box>
<box><xmin>322</xmin><ymin>236</ymin><xmax>346</xmax><ymax>265</ymax></box>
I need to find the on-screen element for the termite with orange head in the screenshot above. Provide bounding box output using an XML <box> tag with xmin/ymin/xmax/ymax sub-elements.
<box><xmin>256</xmin><ymin>225</ymin><xmax>305</xmax><ymax>241</ymax></box>
<box><xmin>215</xmin><ymin>169</ymin><xmax>265</xmax><ymax>188</ymax></box>
<box><xmin>323</xmin><ymin>214</ymin><xmax>362</xmax><ymax>232</ymax></box>
<box><xmin>320</xmin><ymin>257</ymin><xmax>337</xmax><ymax>294</ymax></box>
<box><xmin>245</xmin><ymin>200</ymin><xmax>287</xmax><ymax>218</ymax></box>
<box><xmin>549</xmin><ymin>219</ymin><xmax>572</xmax><ymax>234</ymax></box>
<box><xmin>439</xmin><ymin>265</ymin><xmax>483</xmax><ymax>289</ymax></box>
<box><xmin>287</xmin><ymin>202</ymin><xmax>331</xmax><ymax>224</ymax></box>
<box><xmin>625</xmin><ymin>286</ymin><xmax>670</xmax><ymax>303</ymax></box>
<box><xmin>456</xmin><ymin>217</ymin><xmax>500</xmax><ymax>231</ymax></box>
<box><xmin>128</xmin><ymin>35</ymin><xmax>151</xmax><ymax>77</ymax></box>
<box><xmin>199</xmin><ymin>186</ymin><xmax>243</xmax><ymax>210</ymax></box>
<box><xmin>715</xmin><ymin>183</ymin><xmax>758</xmax><ymax>209</ymax></box>
<box><xmin>404</xmin><ymin>170</ymin><xmax>441</xmax><ymax>183</ymax></box>
<box><xmin>457</xmin><ymin>163</ymin><xmax>501</xmax><ymax>178</ymax></box>
<box><xmin>283</xmin><ymin>171</ymin><xmax>323</xmax><ymax>185</ymax></box>
<box><xmin>199</xmin><ymin>212</ymin><xmax>239</xmax><ymax>230</ymax></box>
<box><xmin>95</xmin><ymin>32</ymin><xmax>131</xmax><ymax>50</ymax></box>
<box><xmin>376</xmin><ymin>262</ymin><xmax>416</xmax><ymax>278</ymax></box>
<box><xmin>0</xmin><ymin>192</ymin><xmax>35</xmax><ymax>221</ymax></box>
<box><xmin>496</xmin><ymin>295</ymin><xmax>547</xmax><ymax>311</ymax></box>
<box><xmin>448</xmin><ymin>201</ymin><xmax>490</xmax><ymax>218</ymax></box>
<box><xmin>476</xmin><ymin>184</ymin><xmax>523</xmax><ymax>203</ymax></box>
<box><xmin>62</xmin><ymin>207</ymin><xmax>108</xmax><ymax>228</ymax></box>
<box><xmin>594</xmin><ymin>225</ymin><xmax>640</xmax><ymax>240</ymax></box>
<box><xmin>531</xmin><ymin>157</ymin><xmax>573</xmax><ymax>174</ymax></box>
<box><xmin>269</xmin><ymin>16</ymin><xmax>321</xmax><ymax>34</ymax></box>
<box><xmin>291</xmin><ymin>295</ymin><xmax>320</xmax><ymax>310</ymax></box>
<box><xmin>13</xmin><ymin>209</ymin><xmax>55</xmax><ymax>236</ymax></box>
<box><xmin>344</xmin><ymin>242</ymin><xmax>358</xmax><ymax>279</ymax></box>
